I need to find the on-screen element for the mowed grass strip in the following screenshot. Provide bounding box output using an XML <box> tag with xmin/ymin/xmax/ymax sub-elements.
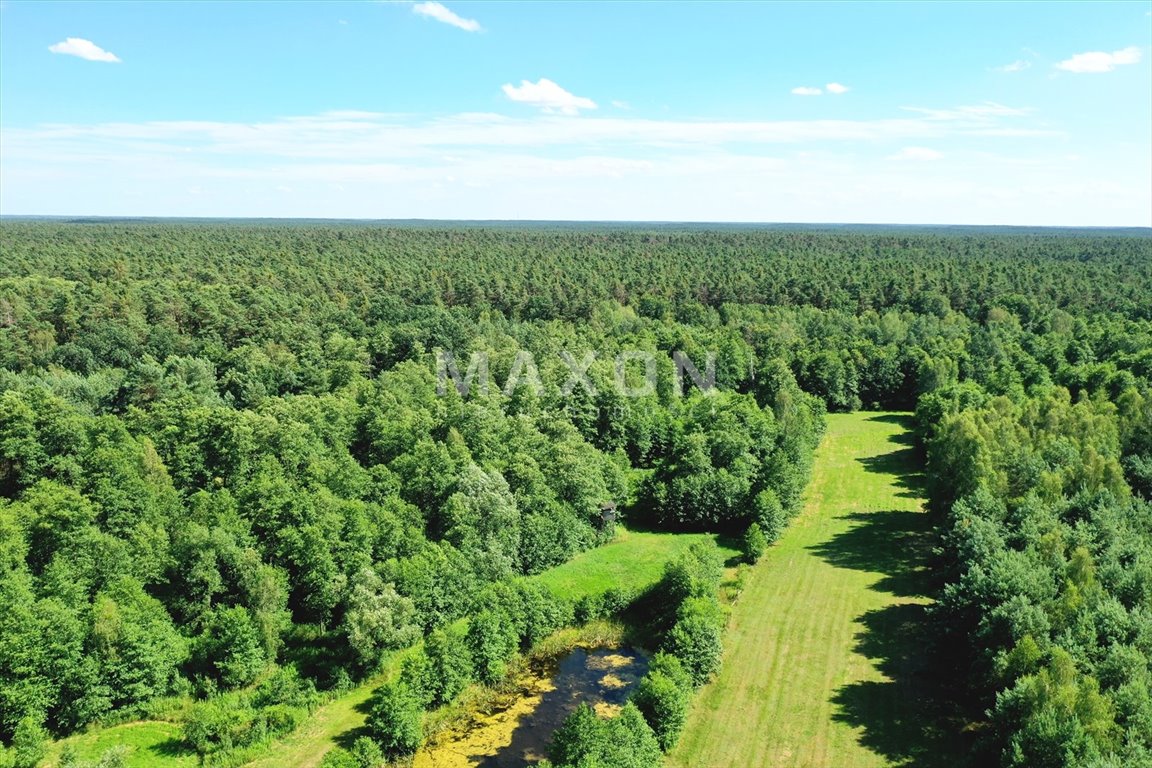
<box><xmin>669</xmin><ymin>412</ymin><xmax>939</xmax><ymax>768</ymax></box>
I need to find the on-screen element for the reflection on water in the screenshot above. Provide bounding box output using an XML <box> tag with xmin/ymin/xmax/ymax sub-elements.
<box><xmin>414</xmin><ymin>647</ymin><xmax>648</xmax><ymax>768</ymax></box>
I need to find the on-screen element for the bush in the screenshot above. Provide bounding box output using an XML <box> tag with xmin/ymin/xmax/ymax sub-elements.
<box><xmin>754</xmin><ymin>489</ymin><xmax>787</xmax><ymax>543</ymax></box>
<box><xmin>519</xmin><ymin>583</ymin><xmax>573</xmax><ymax>646</ymax></box>
<box><xmin>366</xmin><ymin>681</ymin><xmax>422</xmax><ymax>758</ymax></box>
<box><xmin>741</xmin><ymin>522</ymin><xmax>767</xmax><ymax>563</ymax></box>
<box><xmin>663</xmin><ymin>598</ymin><xmax>725</xmax><ymax>687</ymax></box>
<box><xmin>632</xmin><ymin>664</ymin><xmax>690</xmax><ymax>750</ymax></box>
<box><xmin>574</xmin><ymin>593</ymin><xmax>603</xmax><ymax>624</ymax></box>
<box><xmin>191</xmin><ymin>606</ymin><xmax>267</xmax><ymax>689</ymax></box>
<box><xmin>253</xmin><ymin>664</ymin><xmax>318</xmax><ymax>710</ymax></box>
<box><xmin>600</xmin><ymin>587</ymin><xmax>634</xmax><ymax>617</ymax></box>
<box><xmin>95</xmin><ymin>747</ymin><xmax>127</xmax><ymax>768</ymax></box>
<box><xmin>425</xmin><ymin>626</ymin><xmax>474</xmax><ymax>706</ymax></box>
<box><xmin>183</xmin><ymin>700</ymin><xmax>245</xmax><ymax>757</ymax></box>
<box><xmin>318</xmin><ymin>748</ymin><xmax>358</xmax><ymax>768</ymax></box>
<box><xmin>11</xmin><ymin>717</ymin><xmax>46</xmax><ymax>768</ymax></box>
<box><xmin>467</xmin><ymin>610</ymin><xmax>518</xmax><ymax>686</ymax></box>
<box><xmin>549</xmin><ymin>702</ymin><xmax>662</xmax><ymax>768</ymax></box>
<box><xmin>350</xmin><ymin>736</ymin><xmax>384</xmax><ymax>768</ymax></box>
<box><xmin>257</xmin><ymin>704</ymin><xmax>304</xmax><ymax>738</ymax></box>
<box><xmin>550</xmin><ymin>703</ymin><xmax>602</xmax><ymax>766</ymax></box>
<box><xmin>400</xmin><ymin>649</ymin><xmax>433</xmax><ymax>708</ymax></box>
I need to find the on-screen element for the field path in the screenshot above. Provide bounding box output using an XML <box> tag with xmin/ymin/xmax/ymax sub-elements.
<box><xmin>669</xmin><ymin>412</ymin><xmax>957</xmax><ymax>768</ymax></box>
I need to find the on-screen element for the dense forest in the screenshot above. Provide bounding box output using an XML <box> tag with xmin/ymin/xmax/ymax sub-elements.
<box><xmin>0</xmin><ymin>221</ymin><xmax>1150</xmax><ymax>768</ymax></box>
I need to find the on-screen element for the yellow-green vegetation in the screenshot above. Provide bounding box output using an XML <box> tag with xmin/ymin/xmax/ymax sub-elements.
<box><xmin>415</xmin><ymin>620</ymin><xmax>634</xmax><ymax>768</ymax></box>
<box><xmin>670</xmin><ymin>412</ymin><xmax>951</xmax><ymax>768</ymax></box>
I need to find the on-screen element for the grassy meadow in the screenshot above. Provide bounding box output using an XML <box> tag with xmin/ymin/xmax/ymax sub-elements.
<box><xmin>669</xmin><ymin>412</ymin><xmax>957</xmax><ymax>768</ymax></box>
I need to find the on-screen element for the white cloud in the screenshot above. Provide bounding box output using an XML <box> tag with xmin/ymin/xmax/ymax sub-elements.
<box><xmin>890</xmin><ymin>146</ymin><xmax>943</xmax><ymax>161</ymax></box>
<box><xmin>412</xmin><ymin>2</ymin><xmax>481</xmax><ymax>32</ymax></box>
<box><xmin>48</xmin><ymin>37</ymin><xmax>120</xmax><ymax>63</ymax></box>
<box><xmin>502</xmin><ymin>78</ymin><xmax>596</xmax><ymax>115</ymax></box>
<box><xmin>825</xmin><ymin>82</ymin><xmax>850</xmax><ymax>94</ymax></box>
<box><xmin>1056</xmin><ymin>46</ymin><xmax>1142</xmax><ymax>73</ymax></box>
<box><xmin>995</xmin><ymin>59</ymin><xmax>1031</xmax><ymax>73</ymax></box>
<box><xmin>791</xmin><ymin>86</ymin><xmax>822</xmax><ymax>96</ymax></box>
<box><xmin>611</xmin><ymin>100</ymin><xmax>631</xmax><ymax>110</ymax></box>
<box><xmin>903</xmin><ymin>102</ymin><xmax>1030</xmax><ymax>122</ymax></box>
<box><xmin>6</xmin><ymin>107</ymin><xmax>1137</xmax><ymax>225</ymax></box>
<box><xmin>0</xmin><ymin>104</ymin><xmax>1055</xmax><ymax>173</ymax></box>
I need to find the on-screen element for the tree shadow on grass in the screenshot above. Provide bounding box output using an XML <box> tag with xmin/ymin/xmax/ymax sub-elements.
<box><xmin>866</xmin><ymin>413</ymin><xmax>918</xmax><ymax>444</ymax></box>
<box><xmin>148</xmin><ymin>737</ymin><xmax>197</xmax><ymax>759</ymax></box>
<box><xmin>809</xmin><ymin>510</ymin><xmax>935</xmax><ymax>598</ymax></box>
<box><xmin>857</xmin><ymin>448</ymin><xmax>927</xmax><ymax>500</ymax></box>
<box><xmin>829</xmin><ymin>604</ymin><xmax>974</xmax><ymax>768</ymax></box>
<box><xmin>334</xmin><ymin>723</ymin><xmax>374</xmax><ymax>751</ymax></box>
<box><xmin>331</xmin><ymin>694</ymin><xmax>378</xmax><ymax>751</ymax></box>
<box><xmin>807</xmin><ymin>415</ymin><xmax>976</xmax><ymax>767</ymax></box>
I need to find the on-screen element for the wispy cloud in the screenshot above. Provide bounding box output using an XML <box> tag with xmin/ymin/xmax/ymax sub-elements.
<box><xmin>995</xmin><ymin>59</ymin><xmax>1031</xmax><ymax>73</ymax></box>
<box><xmin>792</xmin><ymin>83</ymin><xmax>848</xmax><ymax>96</ymax></box>
<box><xmin>1056</xmin><ymin>46</ymin><xmax>1141</xmax><ymax>73</ymax></box>
<box><xmin>889</xmin><ymin>146</ymin><xmax>943</xmax><ymax>161</ymax></box>
<box><xmin>903</xmin><ymin>102</ymin><xmax>1030</xmax><ymax>122</ymax></box>
<box><xmin>503</xmin><ymin>78</ymin><xmax>596</xmax><ymax>115</ymax></box>
<box><xmin>48</xmin><ymin>37</ymin><xmax>121</xmax><ymax>63</ymax></box>
<box><xmin>412</xmin><ymin>2</ymin><xmax>481</xmax><ymax>32</ymax></box>
<box><xmin>4</xmin><ymin>106</ymin><xmax>1121</xmax><ymax>224</ymax></box>
<box><xmin>2</xmin><ymin>103</ymin><xmax>1052</xmax><ymax>168</ymax></box>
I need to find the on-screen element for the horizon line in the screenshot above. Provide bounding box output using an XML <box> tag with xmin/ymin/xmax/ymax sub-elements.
<box><xmin>2</xmin><ymin>215</ymin><xmax>1150</xmax><ymax>232</ymax></box>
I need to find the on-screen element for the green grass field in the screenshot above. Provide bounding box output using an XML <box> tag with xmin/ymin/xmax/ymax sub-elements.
<box><xmin>669</xmin><ymin>412</ymin><xmax>956</xmax><ymax>768</ymax></box>
<box><xmin>531</xmin><ymin>527</ymin><xmax>738</xmax><ymax>600</ymax></box>
<box><xmin>43</xmin><ymin>526</ymin><xmax>734</xmax><ymax>768</ymax></box>
<box><xmin>41</xmin><ymin>721</ymin><xmax>196</xmax><ymax>768</ymax></box>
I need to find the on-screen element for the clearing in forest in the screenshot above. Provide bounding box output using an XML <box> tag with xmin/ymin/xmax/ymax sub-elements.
<box><xmin>670</xmin><ymin>411</ymin><xmax>958</xmax><ymax>768</ymax></box>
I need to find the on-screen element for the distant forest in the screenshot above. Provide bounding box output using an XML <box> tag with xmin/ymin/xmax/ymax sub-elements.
<box><xmin>1</xmin><ymin>222</ymin><xmax>1150</xmax><ymax>768</ymax></box>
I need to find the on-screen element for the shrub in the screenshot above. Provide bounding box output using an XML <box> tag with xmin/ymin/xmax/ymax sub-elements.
<box><xmin>741</xmin><ymin>522</ymin><xmax>767</xmax><ymax>563</ymax></box>
<box><xmin>318</xmin><ymin>747</ymin><xmax>358</xmax><ymax>768</ymax></box>
<box><xmin>350</xmin><ymin>736</ymin><xmax>384</xmax><ymax>768</ymax></box>
<box><xmin>549</xmin><ymin>702</ymin><xmax>662</xmax><ymax>768</ymax></box>
<box><xmin>10</xmin><ymin>717</ymin><xmax>46</xmax><ymax>768</ymax></box>
<box><xmin>574</xmin><ymin>594</ymin><xmax>603</xmax><ymax>624</ymax></box>
<box><xmin>466</xmin><ymin>610</ymin><xmax>517</xmax><ymax>686</ymax></box>
<box><xmin>425</xmin><ymin>626</ymin><xmax>474</xmax><ymax>706</ymax></box>
<box><xmin>366</xmin><ymin>681</ymin><xmax>422</xmax><ymax>758</ymax></box>
<box><xmin>601</xmin><ymin>587</ymin><xmax>634</xmax><ymax>616</ymax></box>
<box><xmin>754</xmin><ymin>488</ymin><xmax>787</xmax><ymax>543</ymax></box>
<box><xmin>663</xmin><ymin>598</ymin><xmax>725</xmax><ymax>687</ymax></box>
<box><xmin>632</xmin><ymin>665</ymin><xmax>690</xmax><ymax>750</ymax></box>
<box><xmin>183</xmin><ymin>699</ymin><xmax>245</xmax><ymax>756</ymax></box>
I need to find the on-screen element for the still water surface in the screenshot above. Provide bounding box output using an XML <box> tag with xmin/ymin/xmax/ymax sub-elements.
<box><xmin>413</xmin><ymin>646</ymin><xmax>648</xmax><ymax>768</ymax></box>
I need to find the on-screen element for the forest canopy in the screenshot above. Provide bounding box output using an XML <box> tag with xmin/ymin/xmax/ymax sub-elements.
<box><xmin>0</xmin><ymin>221</ymin><xmax>1149</xmax><ymax>768</ymax></box>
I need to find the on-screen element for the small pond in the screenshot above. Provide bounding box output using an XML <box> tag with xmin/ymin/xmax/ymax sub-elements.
<box><xmin>413</xmin><ymin>646</ymin><xmax>649</xmax><ymax>768</ymax></box>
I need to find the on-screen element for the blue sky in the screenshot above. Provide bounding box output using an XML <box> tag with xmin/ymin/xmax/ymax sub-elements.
<box><xmin>1</xmin><ymin>1</ymin><xmax>1150</xmax><ymax>224</ymax></box>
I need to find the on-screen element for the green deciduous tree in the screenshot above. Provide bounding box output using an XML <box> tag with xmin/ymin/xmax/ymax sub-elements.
<box><xmin>366</xmin><ymin>681</ymin><xmax>422</xmax><ymax>758</ymax></box>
